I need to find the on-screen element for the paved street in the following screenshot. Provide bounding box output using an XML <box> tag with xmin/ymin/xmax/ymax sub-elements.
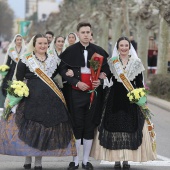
<box><xmin>0</xmin><ymin>49</ymin><xmax>170</xmax><ymax>169</ymax></box>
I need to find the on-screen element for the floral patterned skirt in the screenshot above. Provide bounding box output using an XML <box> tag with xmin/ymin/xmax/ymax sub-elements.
<box><xmin>0</xmin><ymin>112</ymin><xmax>77</xmax><ymax>156</ymax></box>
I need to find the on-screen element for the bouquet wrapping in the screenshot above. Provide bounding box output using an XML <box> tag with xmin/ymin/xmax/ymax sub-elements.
<box><xmin>2</xmin><ymin>80</ymin><xmax>29</xmax><ymax>120</ymax></box>
<box><xmin>89</xmin><ymin>53</ymin><xmax>103</xmax><ymax>108</ymax></box>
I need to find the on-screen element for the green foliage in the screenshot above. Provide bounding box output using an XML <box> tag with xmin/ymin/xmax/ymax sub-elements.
<box><xmin>7</xmin><ymin>81</ymin><xmax>18</xmax><ymax>97</ymax></box>
<box><xmin>149</xmin><ymin>74</ymin><xmax>170</xmax><ymax>101</ymax></box>
<box><xmin>89</xmin><ymin>59</ymin><xmax>100</xmax><ymax>71</ymax></box>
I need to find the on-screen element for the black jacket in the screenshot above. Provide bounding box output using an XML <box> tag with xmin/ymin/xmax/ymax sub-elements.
<box><xmin>59</xmin><ymin>42</ymin><xmax>110</xmax><ymax>85</ymax></box>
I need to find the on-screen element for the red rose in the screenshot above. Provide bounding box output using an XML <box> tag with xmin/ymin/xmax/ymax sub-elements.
<box><xmin>94</xmin><ymin>57</ymin><xmax>100</xmax><ymax>61</ymax></box>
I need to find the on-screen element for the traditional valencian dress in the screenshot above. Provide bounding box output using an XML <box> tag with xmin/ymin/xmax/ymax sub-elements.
<box><xmin>1</xmin><ymin>34</ymin><xmax>26</xmax><ymax>97</ymax></box>
<box><xmin>90</xmin><ymin>53</ymin><xmax>157</xmax><ymax>162</ymax></box>
<box><xmin>0</xmin><ymin>48</ymin><xmax>76</xmax><ymax>156</ymax></box>
<box><xmin>62</xmin><ymin>32</ymin><xmax>79</xmax><ymax>52</ymax></box>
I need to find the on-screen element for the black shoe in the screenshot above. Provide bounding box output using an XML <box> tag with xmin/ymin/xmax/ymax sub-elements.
<box><xmin>114</xmin><ymin>163</ymin><xmax>121</xmax><ymax>169</ymax></box>
<box><xmin>34</xmin><ymin>166</ymin><xmax>42</xmax><ymax>170</ymax></box>
<box><xmin>67</xmin><ymin>162</ymin><xmax>79</xmax><ymax>170</ymax></box>
<box><xmin>23</xmin><ymin>164</ymin><xmax>31</xmax><ymax>169</ymax></box>
<box><xmin>82</xmin><ymin>162</ymin><xmax>93</xmax><ymax>170</ymax></box>
<box><xmin>123</xmin><ymin>164</ymin><xmax>130</xmax><ymax>169</ymax></box>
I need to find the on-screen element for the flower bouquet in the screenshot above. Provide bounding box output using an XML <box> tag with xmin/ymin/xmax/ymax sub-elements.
<box><xmin>2</xmin><ymin>80</ymin><xmax>29</xmax><ymax>120</ymax></box>
<box><xmin>0</xmin><ymin>65</ymin><xmax>10</xmax><ymax>77</ymax></box>
<box><xmin>89</xmin><ymin>53</ymin><xmax>103</xmax><ymax>108</ymax></box>
<box><xmin>127</xmin><ymin>88</ymin><xmax>153</xmax><ymax>119</ymax></box>
<box><xmin>127</xmin><ymin>88</ymin><xmax>147</xmax><ymax>106</ymax></box>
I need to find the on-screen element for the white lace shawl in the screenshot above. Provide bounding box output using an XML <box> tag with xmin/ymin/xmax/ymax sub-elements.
<box><xmin>21</xmin><ymin>52</ymin><xmax>60</xmax><ymax>78</ymax></box>
<box><xmin>8</xmin><ymin>47</ymin><xmax>26</xmax><ymax>63</ymax></box>
<box><xmin>108</xmin><ymin>57</ymin><xmax>145</xmax><ymax>83</ymax></box>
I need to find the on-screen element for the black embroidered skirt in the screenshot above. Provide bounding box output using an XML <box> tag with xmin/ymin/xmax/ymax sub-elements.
<box><xmin>15</xmin><ymin>78</ymin><xmax>75</xmax><ymax>151</ymax></box>
<box><xmin>98</xmin><ymin>82</ymin><xmax>145</xmax><ymax>150</ymax></box>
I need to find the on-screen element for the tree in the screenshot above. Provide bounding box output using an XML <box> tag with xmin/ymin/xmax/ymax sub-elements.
<box><xmin>0</xmin><ymin>1</ymin><xmax>14</xmax><ymax>40</ymax></box>
<box><xmin>136</xmin><ymin>0</ymin><xmax>152</xmax><ymax>80</ymax></box>
<box><xmin>121</xmin><ymin>0</ymin><xmax>130</xmax><ymax>37</ymax></box>
<box><xmin>153</xmin><ymin>0</ymin><xmax>170</xmax><ymax>74</ymax></box>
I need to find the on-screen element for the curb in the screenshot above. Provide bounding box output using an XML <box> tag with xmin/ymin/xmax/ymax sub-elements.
<box><xmin>147</xmin><ymin>95</ymin><xmax>170</xmax><ymax>112</ymax></box>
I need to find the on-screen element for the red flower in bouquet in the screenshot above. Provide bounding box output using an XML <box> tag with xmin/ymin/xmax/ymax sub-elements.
<box><xmin>89</xmin><ymin>53</ymin><xmax>103</xmax><ymax>108</ymax></box>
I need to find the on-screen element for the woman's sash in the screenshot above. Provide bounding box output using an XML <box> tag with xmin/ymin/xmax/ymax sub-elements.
<box><xmin>9</xmin><ymin>47</ymin><xmax>19</xmax><ymax>62</ymax></box>
<box><xmin>25</xmin><ymin>53</ymin><xmax>67</xmax><ymax>107</ymax></box>
<box><xmin>112</xmin><ymin>59</ymin><xmax>134</xmax><ymax>91</ymax></box>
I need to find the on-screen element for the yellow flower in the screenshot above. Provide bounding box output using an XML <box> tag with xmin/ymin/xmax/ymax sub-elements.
<box><xmin>133</xmin><ymin>90</ymin><xmax>139</xmax><ymax>96</ymax></box>
<box><xmin>24</xmin><ymin>91</ymin><xmax>29</xmax><ymax>97</ymax></box>
<box><xmin>19</xmin><ymin>81</ymin><xmax>25</xmax><ymax>86</ymax></box>
<box><xmin>14</xmin><ymin>89</ymin><xmax>20</xmax><ymax>95</ymax></box>
<box><xmin>11</xmin><ymin>84</ymin><xmax>17</xmax><ymax>89</ymax></box>
<box><xmin>140</xmin><ymin>92</ymin><xmax>145</xmax><ymax>97</ymax></box>
<box><xmin>15</xmin><ymin>85</ymin><xmax>22</xmax><ymax>90</ymax></box>
<box><xmin>127</xmin><ymin>92</ymin><xmax>131</xmax><ymax>97</ymax></box>
<box><xmin>134</xmin><ymin>93</ymin><xmax>140</xmax><ymax>100</ymax></box>
<box><xmin>17</xmin><ymin>91</ymin><xmax>24</xmax><ymax>97</ymax></box>
<box><xmin>25</xmin><ymin>87</ymin><xmax>29</xmax><ymax>91</ymax></box>
<box><xmin>8</xmin><ymin>80</ymin><xmax>29</xmax><ymax>98</ymax></box>
<box><xmin>0</xmin><ymin>65</ymin><xmax>9</xmax><ymax>71</ymax></box>
<box><xmin>129</xmin><ymin>95</ymin><xmax>133</xmax><ymax>101</ymax></box>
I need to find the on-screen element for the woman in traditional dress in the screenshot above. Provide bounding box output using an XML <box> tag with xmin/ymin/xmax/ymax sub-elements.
<box><xmin>1</xmin><ymin>34</ymin><xmax>26</xmax><ymax>97</ymax></box>
<box><xmin>0</xmin><ymin>34</ymin><xmax>76</xmax><ymax>170</ymax></box>
<box><xmin>54</xmin><ymin>36</ymin><xmax>65</xmax><ymax>56</ymax></box>
<box><xmin>62</xmin><ymin>32</ymin><xmax>79</xmax><ymax>52</ymax></box>
<box><xmin>90</xmin><ymin>37</ymin><xmax>156</xmax><ymax>169</ymax></box>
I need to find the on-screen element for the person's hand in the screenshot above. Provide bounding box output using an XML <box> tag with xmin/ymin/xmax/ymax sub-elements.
<box><xmin>77</xmin><ymin>82</ymin><xmax>90</xmax><ymax>91</ymax></box>
<box><xmin>92</xmin><ymin>79</ymin><xmax>101</xmax><ymax>88</ymax></box>
<box><xmin>99</xmin><ymin>72</ymin><xmax>106</xmax><ymax>79</ymax></box>
<box><xmin>66</xmin><ymin>69</ymin><xmax>74</xmax><ymax>77</ymax></box>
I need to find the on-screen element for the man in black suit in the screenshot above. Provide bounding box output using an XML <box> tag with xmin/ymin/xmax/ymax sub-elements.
<box><xmin>59</xmin><ymin>22</ymin><xmax>110</xmax><ymax>170</ymax></box>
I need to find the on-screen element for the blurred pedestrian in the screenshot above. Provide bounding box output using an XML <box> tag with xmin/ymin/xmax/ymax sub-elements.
<box><xmin>90</xmin><ymin>32</ymin><xmax>95</xmax><ymax>44</ymax></box>
<box><xmin>45</xmin><ymin>31</ymin><xmax>54</xmax><ymax>46</ymax></box>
